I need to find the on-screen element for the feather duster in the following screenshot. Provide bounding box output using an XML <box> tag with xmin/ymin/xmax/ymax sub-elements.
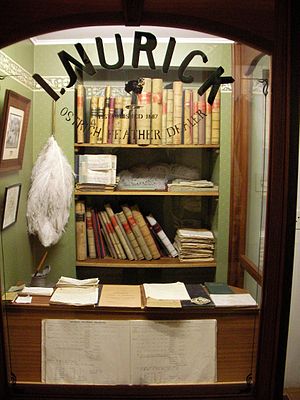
<box><xmin>27</xmin><ymin>135</ymin><xmax>74</xmax><ymax>247</ymax></box>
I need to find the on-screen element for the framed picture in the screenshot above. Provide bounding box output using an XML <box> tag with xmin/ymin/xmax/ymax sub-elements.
<box><xmin>1</xmin><ymin>184</ymin><xmax>21</xmax><ymax>230</ymax></box>
<box><xmin>0</xmin><ymin>90</ymin><xmax>31</xmax><ymax>172</ymax></box>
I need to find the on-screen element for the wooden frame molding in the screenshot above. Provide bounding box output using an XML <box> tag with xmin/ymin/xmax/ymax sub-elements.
<box><xmin>240</xmin><ymin>255</ymin><xmax>263</xmax><ymax>287</ymax></box>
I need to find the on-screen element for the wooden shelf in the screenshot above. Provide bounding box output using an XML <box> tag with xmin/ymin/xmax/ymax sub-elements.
<box><xmin>76</xmin><ymin>257</ymin><xmax>217</xmax><ymax>269</ymax></box>
<box><xmin>74</xmin><ymin>143</ymin><xmax>219</xmax><ymax>149</ymax></box>
<box><xmin>75</xmin><ymin>190</ymin><xmax>219</xmax><ymax>196</ymax></box>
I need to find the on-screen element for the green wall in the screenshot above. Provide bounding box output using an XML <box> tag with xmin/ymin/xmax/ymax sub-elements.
<box><xmin>0</xmin><ymin>37</ymin><xmax>232</xmax><ymax>287</ymax></box>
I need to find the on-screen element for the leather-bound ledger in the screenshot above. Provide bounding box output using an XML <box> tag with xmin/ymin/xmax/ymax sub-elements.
<box><xmin>120</xmin><ymin>96</ymin><xmax>131</xmax><ymax>144</ymax></box>
<box><xmin>192</xmin><ymin>89</ymin><xmax>199</xmax><ymax>144</ymax></box>
<box><xmin>136</xmin><ymin>77</ymin><xmax>152</xmax><ymax>145</ymax></box>
<box><xmin>146</xmin><ymin>214</ymin><xmax>178</xmax><ymax>258</ymax></box>
<box><xmin>113</xmin><ymin>96</ymin><xmax>123</xmax><ymax>144</ymax></box>
<box><xmin>102</xmin><ymin>85</ymin><xmax>111</xmax><ymax>143</ymax></box>
<box><xmin>96</xmin><ymin>95</ymin><xmax>105</xmax><ymax>143</ymax></box>
<box><xmin>211</xmin><ymin>89</ymin><xmax>221</xmax><ymax>145</ymax></box>
<box><xmin>104</xmin><ymin>204</ymin><xmax>135</xmax><ymax>260</ymax></box>
<box><xmin>107</xmin><ymin>97</ymin><xmax>115</xmax><ymax>144</ymax></box>
<box><xmin>117</xmin><ymin>211</ymin><xmax>144</xmax><ymax>260</ymax></box>
<box><xmin>198</xmin><ymin>94</ymin><xmax>206</xmax><ymax>144</ymax></box>
<box><xmin>183</xmin><ymin>89</ymin><xmax>192</xmax><ymax>144</ymax></box>
<box><xmin>75</xmin><ymin>201</ymin><xmax>87</xmax><ymax>260</ymax></box>
<box><xmin>98</xmin><ymin>211</ymin><xmax>118</xmax><ymax>258</ymax></box>
<box><xmin>166</xmin><ymin>89</ymin><xmax>174</xmax><ymax>144</ymax></box>
<box><xmin>86</xmin><ymin>208</ymin><xmax>96</xmax><ymax>258</ymax></box>
<box><xmin>172</xmin><ymin>81</ymin><xmax>183</xmax><ymax>145</ymax></box>
<box><xmin>205</xmin><ymin>91</ymin><xmax>212</xmax><ymax>144</ymax></box>
<box><xmin>89</xmin><ymin>96</ymin><xmax>98</xmax><ymax>144</ymax></box>
<box><xmin>131</xmin><ymin>205</ymin><xmax>160</xmax><ymax>259</ymax></box>
<box><xmin>161</xmin><ymin>89</ymin><xmax>167</xmax><ymax>145</ymax></box>
<box><xmin>101</xmin><ymin>210</ymin><xmax>126</xmax><ymax>259</ymax></box>
<box><xmin>151</xmin><ymin>78</ymin><xmax>163</xmax><ymax>145</ymax></box>
<box><xmin>121</xmin><ymin>204</ymin><xmax>152</xmax><ymax>260</ymax></box>
<box><xmin>76</xmin><ymin>84</ymin><xmax>85</xmax><ymax>143</ymax></box>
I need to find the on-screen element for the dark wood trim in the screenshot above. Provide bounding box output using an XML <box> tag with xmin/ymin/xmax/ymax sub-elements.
<box><xmin>122</xmin><ymin>0</ymin><xmax>144</xmax><ymax>26</ymax></box>
<box><xmin>256</xmin><ymin>0</ymin><xmax>300</xmax><ymax>399</ymax></box>
<box><xmin>240</xmin><ymin>255</ymin><xmax>263</xmax><ymax>286</ymax></box>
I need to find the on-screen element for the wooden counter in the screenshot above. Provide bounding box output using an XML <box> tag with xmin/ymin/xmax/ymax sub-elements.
<box><xmin>4</xmin><ymin>295</ymin><xmax>259</xmax><ymax>385</ymax></box>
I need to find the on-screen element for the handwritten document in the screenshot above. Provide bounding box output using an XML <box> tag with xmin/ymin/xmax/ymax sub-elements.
<box><xmin>42</xmin><ymin>319</ymin><xmax>216</xmax><ymax>385</ymax></box>
<box><xmin>98</xmin><ymin>285</ymin><xmax>142</xmax><ymax>308</ymax></box>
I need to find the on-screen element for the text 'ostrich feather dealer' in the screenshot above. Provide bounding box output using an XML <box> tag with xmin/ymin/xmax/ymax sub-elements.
<box><xmin>26</xmin><ymin>136</ymin><xmax>74</xmax><ymax>247</ymax></box>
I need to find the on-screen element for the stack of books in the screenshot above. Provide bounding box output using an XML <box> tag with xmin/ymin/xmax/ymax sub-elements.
<box><xmin>75</xmin><ymin>154</ymin><xmax>118</xmax><ymax>191</ymax></box>
<box><xmin>174</xmin><ymin>228</ymin><xmax>215</xmax><ymax>262</ymax></box>
<box><xmin>75</xmin><ymin>201</ymin><xmax>178</xmax><ymax>261</ymax></box>
<box><xmin>76</xmin><ymin>81</ymin><xmax>220</xmax><ymax>146</ymax></box>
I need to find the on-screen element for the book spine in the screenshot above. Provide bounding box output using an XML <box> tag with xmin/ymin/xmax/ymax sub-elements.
<box><xmin>121</xmin><ymin>205</ymin><xmax>152</xmax><ymax>260</ymax></box>
<box><xmin>117</xmin><ymin>211</ymin><xmax>144</xmax><ymax>260</ymax></box>
<box><xmin>211</xmin><ymin>89</ymin><xmax>221</xmax><ymax>145</ymax></box>
<box><xmin>146</xmin><ymin>214</ymin><xmax>178</xmax><ymax>257</ymax></box>
<box><xmin>131</xmin><ymin>206</ymin><xmax>160</xmax><ymax>259</ymax></box>
<box><xmin>102</xmin><ymin>85</ymin><xmax>111</xmax><ymax>143</ymax></box>
<box><xmin>75</xmin><ymin>201</ymin><xmax>87</xmax><ymax>260</ymax></box>
<box><xmin>89</xmin><ymin>96</ymin><xmax>98</xmax><ymax>144</ymax></box>
<box><xmin>151</xmin><ymin>78</ymin><xmax>163</xmax><ymax>145</ymax></box>
<box><xmin>91</xmin><ymin>209</ymin><xmax>102</xmax><ymax>258</ymax></box>
<box><xmin>120</xmin><ymin>96</ymin><xmax>131</xmax><ymax>144</ymax></box>
<box><xmin>136</xmin><ymin>78</ymin><xmax>152</xmax><ymax>145</ymax></box>
<box><xmin>112</xmin><ymin>96</ymin><xmax>123</xmax><ymax>144</ymax></box>
<box><xmin>115</xmin><ymin>213</ymin><xmax>138</xmax><ymax>260</ymax></box>
<box><xmin>104</xmin><ymin>204</ymin><xmax>135</xmax><ymax>260</ymax></box>
<box><xmin>107</xmin><ymin>97</ymin><xmax>115</xmax><ymax>144</ymax></box>
<box><xmin>76</xmin><ymin>84</ymin><xmax>85</xmax><ymax>143</ymax></box>
<box><xmin>166</xmin><ymin>89</ymin><xmax>174</xmax><ymax>144</ymax></box>
<box><xmin>183</xmin><ymin>89</ymin><xmax>192</xmax><ymax>144</ymax></box>
<box><xmin>205</xmin><ymin>91</ymin><xmax>212</xmax><ymax>144</ymax></box>
<box><xmin>96</xmin><ymin>96</ymin><xmax>105</xmax><ymax>143</ymax></box>
<box><xmin>86</xmin><ymin>209</ymin><xmax>97</xmax><ymax>258</ymax></box>
<box><xmin>161</xmin><ymin>89</ymin><xmax>167</xmax><ymax>145</ymax></box>
<box><xmin>198</xmin><ymin>94</ymin><xmax>206</xmax><ymax>144</ymax></box>
<box><xmin>98</xmin><ymin>211</ymin><xmax>118</xmax><ymax>258</ymax></box>
<box><xmin>101</xmin><ymin>210</ymin><xmax>126</xmax><ymax>259</ymax></box>
<box><xmin>192</xmin><ymin>89</ymin><xmax>199</xmax><ymax>144</ymax></box>
<box><xmin>172</xmin><ymin>81</ymin><xmax>183</xmax><ymax>145</ymax></box>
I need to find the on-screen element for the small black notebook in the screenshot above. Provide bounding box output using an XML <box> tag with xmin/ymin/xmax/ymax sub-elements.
<box><xmin>181</xmin><ymin>284</ymin><xmax>214</xmax><ymax>307</ymax></box>
<box><xmin>204</xmin><ymin>282</ymin><xmax>234</xmax><ymax>294</ymax></box>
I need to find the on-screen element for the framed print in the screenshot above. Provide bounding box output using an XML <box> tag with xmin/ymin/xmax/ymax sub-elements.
<box><xmin>0</xmin><ymin>90</ymin><xmax>31</xmax><ymax>172</ymax></box>
<box><xmin>1</xmin><ymin>183</ymin><xmax>21</xmax><ymax>230</ymax></box>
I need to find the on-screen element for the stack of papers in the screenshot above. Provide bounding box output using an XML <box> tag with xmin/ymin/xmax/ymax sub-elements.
<box><xmin>167</xmin><ymin>179</ymin><xmax>218</xmax><ymax>192</ymax></box>
<box><xmin>174</xmin><ymin>229</ymin><xmax>215</xmax><ymax>262</ymax></box>
<box><xmin>50</xmin><ymin>277</ymin><xmax>99</xmax><ymax>306</ymax></box>
<box><xmin>19</xmin><ymin>287</ymin><xmax>54</xmax><ymax>296</ymax></box>
<box><xmin>143</xmin><ymin>282</ymin><xmax>191</xmax><ymax>308</ymax></box>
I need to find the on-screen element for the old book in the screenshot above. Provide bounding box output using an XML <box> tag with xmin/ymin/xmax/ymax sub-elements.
<box><xmin>192</xmin><ymin>89</ymin><xmax>199</xmax><ymax>144</ymax></box>
<box><xmin>76</xmin><ymin>84</ymin><xmax>85</xmax><ymax>143</ymax></box>
<box><xmin>86</xmin><ymin>208</ymin><xmax>96</xmax><ymax>258</ymax></box>
<box><xmin>107</xmin><ymin>97</ymin><xmax>115</xmax><ymax>144</ymax></box>
<box><xmin>198</xmin><ymin>94</ymin><xmax>206</xmax><ymax>144</ymax></box>
<box><xmin>98</xmin><ymin>284</ymin><xmax>142</xmax><ymax>308</ymax></box>
<box><xmin>161</xmin><ymin>88</ymin><xmax>167</xmax><ymax>145</ymax></box>
<box><xmin>91</xmin><ymin>209</ymin><xmax>102</xmax><ymax>258</ymax></box>
<box><xmin>129</xmin><ymin>94</ymin><xmax>137</xmax><ymax>144</ymax></box>
<box><xmin>211</xmin><ymin>89</ymin><xmax>221</xmax><ymax>145</ymax></box>
<box><xmin>104</xmin><ymin>204</ymin><xmax>135</xmax><ymax>260</ymax></box>
<box><xmin>131</xmin><ymin>205</ymin><xmax>160</xmax><ymax>259</ymax></box>
<box><xmin>117</xmin><ymin>211</ymin><xmax>144</xmax><ymax>260</ymax></box>
<box><xmin>101</xmin><ymin>210</ymin><xmax>126</xmax><ymax>259</ymax></box>
<box><xmin>121</xmin><ymin>204</ymin><xmax>152</xmax><ymax>260</ymax></box>
<box><xmin>98</xmin><ymin>211</ymin><xmax>118</xmax><ymax>258</ymax></box>
<box><xmin>166</xmin><ymin>88</ymin><xmax>174</xmax><ymax>144</ymax></box>
<box><xmin>89</xmin><ymin>96</ymin><xmax>98</xmax><ymax>144</ymax></box>
<box><xmin>172</xmin><ymin>81</ymin><xmax>183</xmax><ymax>144</ymax></box>
<box><xmin>136</xmin><ymin>77</ymin><xmax>152</xmax><ymax>145</ymax></box>
<box><xmin>115</xmin><ymin>213</ymin><xmax>138</xmax><ymax>260</ymax></box>
<box><xmin>146</xmin><ymin>214</ymin><xmax>178</xmax><ymax>258</ymax></box>
<box><xmin>120</xmin><ymin>96</ymin><xmax>131</xmax><ymax>144</ymax></box>
<box><xmin>102</xmin><ymin>85</ymin><xmax>111</xmax><ymax>143</ymax></box>
<box><xmin>112</xmin><ymin>96</ymin><xmax>122</xmax><ymax>144</ymax></box>
<box><xmin>75</xmin><ymin>201</ymin><xmax>87</xmax><ymax>260</ymax></box>
<box><xmin>96</xmin><ymin>95</ymin><xmax>105</xmax><ymax>143</ymax></box>
<box><xmin>205</xmin><ymin>91</ymin><xmax>212</xmax><ymax>144</ymax></box>
<box><xmin>151</xmin><ymin>78</ymin><xmax>163</xmax><ymax>145</ymax></box>
<box><xmin>183</xmin><ymin>89</ymin><xmax>192</xmax><ymax>144</ymax></box>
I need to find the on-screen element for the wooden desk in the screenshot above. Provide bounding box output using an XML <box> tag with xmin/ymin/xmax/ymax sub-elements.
<box><xmin>4</xmin><ymin>296</ymin><xmax>259</xmax><ymax>384</ymax></box>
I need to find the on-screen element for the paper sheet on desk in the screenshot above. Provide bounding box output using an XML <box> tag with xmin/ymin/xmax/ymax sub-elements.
<box><xmin>143</xmin><ymin>282</ymin><xmax>191</xmax><ymax>300</ymax></box>
<box><xmin>210</xmin><ymin>293</ymin><xmax>257</xmax><ymax>307</ymax></box>
<box><xmin>20</xmin><ymin>287</ymin><xmax>54</xmax><ymax>296</ymax></box>
<box><xmin>98</xmin><ymin>285</ymin><xmax>142</xmax><ymax>308</ymax></box>
<box><xmin>50</xmin><ymin>287</ymin><xmax>99</xmax><ymax>306</ymax></box>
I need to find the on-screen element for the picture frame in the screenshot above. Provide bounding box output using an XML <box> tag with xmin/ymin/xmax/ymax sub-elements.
<box><xmin>0</xmin><ymin>90</ymin><xmax>31</xmax><ymax>172</ymax></box>
<box><xmin>1</xmin><ymin>183</ymin><xmax>21</xmax><ymax>230</ymax></box>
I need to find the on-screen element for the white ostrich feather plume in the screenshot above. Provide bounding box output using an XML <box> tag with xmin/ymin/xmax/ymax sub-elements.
<box><xmin>27</xmin><ymin>135</ymin><xmax>74</xmax><ymax>247</ymax></box>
